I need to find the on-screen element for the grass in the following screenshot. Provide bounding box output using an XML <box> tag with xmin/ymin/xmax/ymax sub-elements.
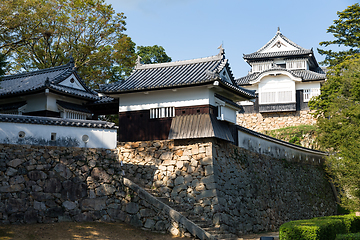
<box><xmin>263</xmin><ymin>125</ymin><xmax>319</xmax><ymax>149</ymax></box>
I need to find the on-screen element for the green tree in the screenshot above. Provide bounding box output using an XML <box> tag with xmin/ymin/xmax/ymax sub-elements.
<box><xmin>0</xmin><ymin>0</ymin><xmax>136</xmax><ymax>87</ymax></box>
<box><xmin>136</xmin><ymin>45</ymin><xmax>172</xmax><ymax>64</ymax></box>
<box><xmin>309</xmin><ymin>56</ymin><xmax>360</xmax><ymax>210</ymax></box>
<box><xmin>318</xmin><ymin>3</ymin><xmax>360</xmax><ymax>66</ymax></box>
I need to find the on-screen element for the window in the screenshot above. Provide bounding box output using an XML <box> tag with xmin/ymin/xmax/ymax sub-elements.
<box><xmin>51</xmin><ymin>133</ymin><xmax>56</xmax><ymax>141</ymax></box>
<box><xmin>286</xmin><ymin>60</ymin><xmax>307</xmax><ymax>70</ymax></box>
<box><xmin>251</xmin><ymin>62</ymin><xmax>273</xmax><ymax>73</ymax></box>
<box><xmin>303</xmin><ymin>88</ymin><xmax>320</xmax><ymax>102</ymax></box>
<box><xmin>150</xmin><ymin>107</ymin><xmax>175</xmax><ymax>119</ymax></box>
<box><xmin>260</xmin><ymin>91</ymin><xmax>294</xmax><ymax>104</ymax></box>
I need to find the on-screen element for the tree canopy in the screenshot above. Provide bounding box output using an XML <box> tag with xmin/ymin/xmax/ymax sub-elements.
<box><xmin>317</xmin><ymin>3</ymin><xmax>360</xmax><ymax>66</ymax></box>
<box><xmin>0</xmin><ymin>0</ymin><xmax>136</xmax><ymax>87</ymax></box>
<box><xmin>309</xmin><ymin>56</ymin><xmax>360</xmax><ymax>210</ymax></box>
<box><xmin>136</xmin><ymin>45</ymin><xmax>172</xmax><ymax>64</ymax></box>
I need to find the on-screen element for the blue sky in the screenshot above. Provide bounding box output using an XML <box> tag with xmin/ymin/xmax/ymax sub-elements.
<box><xmin>106</xmin><ymin>0</ymin><xmax>358</xmax><ymax>78</ymax></box>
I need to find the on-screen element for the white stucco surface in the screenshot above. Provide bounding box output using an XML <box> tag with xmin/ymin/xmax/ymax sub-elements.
<box><xmin>0</xmin><ymin>122</ymin><xmax>117</xmax><ymax>149</ymax></box>
<box><xmin>118</xmin><ymin>86</ymin><xmax>212</xmax><ymax>112</ymax></box>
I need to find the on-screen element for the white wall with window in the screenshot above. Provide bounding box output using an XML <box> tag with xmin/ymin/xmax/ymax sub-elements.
<box><xmin>150</xmin><ymin>107</ymin><xmax>175</xmax><ymax>119</ymax></box>
<box><xmin>251</xmin><ymin>61</ymin><xmax>273</xmax><ymax>73</ymax></box>
<box><xmin>258</xmin><ymin>76</ymin><xmax>295</xmax><ymax>104</ymax></box>
<box><xmin>296</xmin><ymin>82</ymin><xmax>321</xmax><ymax>102</ymax></box>
<box><xmin>215</xmin><ymin>97</ymin><xmax>238</xmax><ymax>124</ymax></box>
<box><xmin>286</xmin><ymin>59</ymin><xmax>309</xmax><ymax>70</ymax></box>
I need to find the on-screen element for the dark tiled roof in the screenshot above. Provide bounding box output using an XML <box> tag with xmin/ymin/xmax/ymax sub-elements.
<box><xmin>0</xmin><ymin>101</ymin><xmax>27</xmax><ymax>111</ymax></box>
<box><xmin>0</xmin><ymin>62</ymin><xmax>100</xmax><ymax>100</ymax></box>
<box><xmin>243</xmin><ymin>30</ymin><xmax>316</xmax><ymax>64</ymax></box>
<box><xmin>0</xmin><ymin>114</ymin><xmax>117</xmax><ymax>129</ymax></box>
<box><xmin>92</xmin><ymin>96</ymin><xmax>116</xmax><ymax>104</ymax></box>
<box><xmin>50</xmin><ymin>84</ymin><xmax>99</xmax><ymax>100</ymax></box>
<box><xmin>243</xmin><ymin>49</ymin><xmax>313</xmax><ymax>60</ymax></box>
<box><xmin>168</xmin><ymin>113</ymin><xmax>234</xmax><ymax>142</ymax></box>
<box><xmin>99</xmin><ymin>51</ymin><xmax>256</xmax><ymax>99</ymax></box>
<box><xmin>236</xmin><ymin>68</ymin><xmax>326</xmax><ymax>86</ymax></box>
<box><xmin>214</xmin><ymin>93</ymin><xmax>243</xmax><ymax>109</ymax></box>
<box><xmin>56</xmin><ymin>100</ymin><xmax>92</xmax><ymax>114</ymax></box>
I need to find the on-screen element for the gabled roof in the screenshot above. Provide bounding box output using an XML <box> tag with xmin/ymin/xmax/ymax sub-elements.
<box><xmin>0</xmin><ymin>60</ymin><xmax>101</xmax><ymax>101</ymax></box>
<box><xmin>236</xmin><ymin>67</ymin><xmax>326</xmax><ymax>86</ymax></box>
<box><xmin>242</xmin><ymin>29</ymin><xmax>321</xmax><ymax>72</ymax></box>
<box><xmin>99</xmin><ymin>48</ymin><xmax>256</xmax><ymax>99</ymax></box>
<box><xmin>257</xmin><ymin>28</ymin><xmax>306</xmax><ymax>53</ymax></box>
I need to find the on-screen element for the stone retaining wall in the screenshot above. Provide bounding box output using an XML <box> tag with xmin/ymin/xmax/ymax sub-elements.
<box><xmin>0</xmin><ymin>139</ymin><xmax>337</xmax><ymax>236</ymax></box>
<box><xmin>0</xmin><ymin>144</ymin><xmax>195</xmax><ymax>238</ymax></box>
<box><xmin>118</xmin><ymin>140</ymin><xmax>215</xmax><ymax>220</ymax></box>
<box><xmin>119</xmin><ymin>138</ymin><xmax>337</xmax><ymax>235</ymax></box>
<box><xmin>212</xmin><ymin>139</ymin><xmax>336</xmax><ymax>234</ymax></box>
<box><xmin>237</xmin><ymin>110</ymin><xmax>316</xmax><ymax>132</ymax></box>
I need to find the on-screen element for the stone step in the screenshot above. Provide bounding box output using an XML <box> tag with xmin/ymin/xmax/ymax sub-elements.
<box><xmin>142</xmin><ymin>185</ymin><xmax>242</xmax><ymax>240</ymax></box>
<box><xmin>190</xmin><ymin>220</ymin><xmax>212</xmax><ymax>228</ymax></box>
<box><xmin>202</xmin><ymin>226</ymin><xmax>223</xmax><ymax>233</ymax></box>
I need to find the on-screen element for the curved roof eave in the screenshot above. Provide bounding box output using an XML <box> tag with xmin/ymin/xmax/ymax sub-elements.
<box><xmin>248</xmin><ymin>69</ymin><xmax>303</xmax><ymax>85</ymax></box>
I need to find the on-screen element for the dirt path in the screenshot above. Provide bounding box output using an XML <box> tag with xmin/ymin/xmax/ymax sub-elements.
<box><xmin>239</xmin><ymin>231</ymin><xmax>279</xmax><ymax>240</ymax></box>
<box><xmin>0</xmin><ymin>222</ymin><xmax>193</xmax><ymax>240</ymax></box>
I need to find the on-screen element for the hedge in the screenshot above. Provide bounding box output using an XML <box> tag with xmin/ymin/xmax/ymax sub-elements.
<box><xmin>336</xmin><ymin>233</ymin><xmax>360</xmax><ymax>240</ymax></box>
<box><xmin>279</xmin><ymin>214</ymin><xmax>360</xmax><ymax>240</ymax></box>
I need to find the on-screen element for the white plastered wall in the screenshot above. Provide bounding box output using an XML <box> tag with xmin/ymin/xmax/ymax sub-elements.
<box><xmin>118</xmin><ymin>86</ymin><xmax>212</xmax><ymax>112</ymax></box>
<box><xmin>0</xmin><ymin>122</ymin><xmax>117</xmax><ymax>149</ymax></box>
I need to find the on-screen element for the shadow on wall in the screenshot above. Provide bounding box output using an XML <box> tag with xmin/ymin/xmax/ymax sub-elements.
<box><xmin>122</xmin><ymin>163</ymin><xmax>158</xmax><ymax>191</ymax></box>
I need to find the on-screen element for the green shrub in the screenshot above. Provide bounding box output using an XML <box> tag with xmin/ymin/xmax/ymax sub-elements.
<box><xmin>336</xmin><ymin>233</ymin><xmax>360</xmax><ymax>240</ymax></box>
<box><xmin>279</xmin><ymin>214</ymin><xmax>360</xmax><ymax>240</ymax></box>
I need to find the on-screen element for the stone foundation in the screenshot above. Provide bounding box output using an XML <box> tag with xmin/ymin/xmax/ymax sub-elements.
<box><xmin>118</xmin><ymin>138</ymin><xmax>337</xmax><ymax>235</ymax></box>
<box><xmin>0</xmin><ymin>144</ymin><xmax>195</xmax><ymax>238</ymax></box>
<box><xmin>237</xmin><ymin>110</ymin><xmax>317</xmax><ymax>132</ymax></box>
<box><xmin>0</xmin><ymin>139</ymin><xmax>336</xmax><ymax>236</ymax></box>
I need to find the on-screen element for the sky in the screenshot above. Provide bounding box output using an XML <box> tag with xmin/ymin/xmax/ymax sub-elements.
<box><xmin>106</xmin><ymin>0</ymin><xmax>358</xmax><ymax>78</ymax></box>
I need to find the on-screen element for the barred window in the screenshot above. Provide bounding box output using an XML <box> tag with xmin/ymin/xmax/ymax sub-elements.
<box><xmin>303</xmin><ymin>88</ymin><xmax>320</xmax><ymax>102</ymax></box>
<box><xmin>150</xmin><ymin>107</ymin><xmax>175</xmax><ymax>119</ymax></box>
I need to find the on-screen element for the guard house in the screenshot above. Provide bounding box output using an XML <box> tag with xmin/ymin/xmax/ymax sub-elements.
<box><xmin>0</xmin><ymin>59</ymin><xmax>111</xmax><ymax>118</ymax></box>
<box><xmin>236</xmin><ymin>29</ymin><xmax>326</xmax><ymax>114</ymax></box>
<box><xmin>0</xmin><ymin>59</ymin><xmax>118</xmax><ymax>148</ymax></box>
<box><xmin>99</xmin><ymin>48</ymin><xmax>256</xmax><ymax>142</ymax></box>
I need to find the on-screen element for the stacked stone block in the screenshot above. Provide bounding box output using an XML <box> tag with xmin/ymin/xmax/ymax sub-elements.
<box><xmin>237</xmin><ymin>110</ymin><xmax>317</xmax><ymax>132</ymax></box>
<box><xmin>119</xmin><ymin>138</ymin><xmax>337</xmax><ymax>235</ymax></box>
<box><xmin>0</xmin><ymin>144</ymin><xmax>195</xmax><ymax>238</ymax></box>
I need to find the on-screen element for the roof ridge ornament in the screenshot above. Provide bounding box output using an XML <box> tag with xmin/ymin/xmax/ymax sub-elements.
<box><xmin>277</xmin><ymin>27</ymin><xmax>281</xmax><ymax>33</ymax></box>
<box><xmin>69</xmin><ymin>53</ymin><xmax>75</xmax><ymax>70</ymax></box>
<box><xmin>136</xmin><ymin>55</ymin><xmax>142</xmax><ymax>68</ymax></box>
<box><xmin>217</xmin><ymin>44</ymin><xmax>225</xmax><ymax>59</ymax></box>
<box><xmin>45</xmin><ymin>77</ymin><xmax>50</xmax><ymax>87</ymax></box>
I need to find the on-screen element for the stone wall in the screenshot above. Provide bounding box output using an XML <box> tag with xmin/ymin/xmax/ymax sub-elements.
<box><xmin>0</xmin><ymin>144</ymin><xmax>196</xmax><ymax>238</ymax></box>
<box><xmin>119</xmin><ymin>140</ymin><xmax>215</xmax><ymax>221</ymax></box>
<box><xmin>0</xmin><ymin>139</ymin><xmax>337</xmax><ymax>237</ymax></box>
<box><xmin>237</xmin><ymin>110</ymin><xmax>317</xmax><ymax>132</ymax></box>
<box><xmin>212</xmin><ymin>139</ymin><xmax>336</xmax><ymax>234</ymax></box>
<box><xmin>119</xmin><ymin>138</ymin><xmax>337</xmax><ymax>235</ymax></box>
